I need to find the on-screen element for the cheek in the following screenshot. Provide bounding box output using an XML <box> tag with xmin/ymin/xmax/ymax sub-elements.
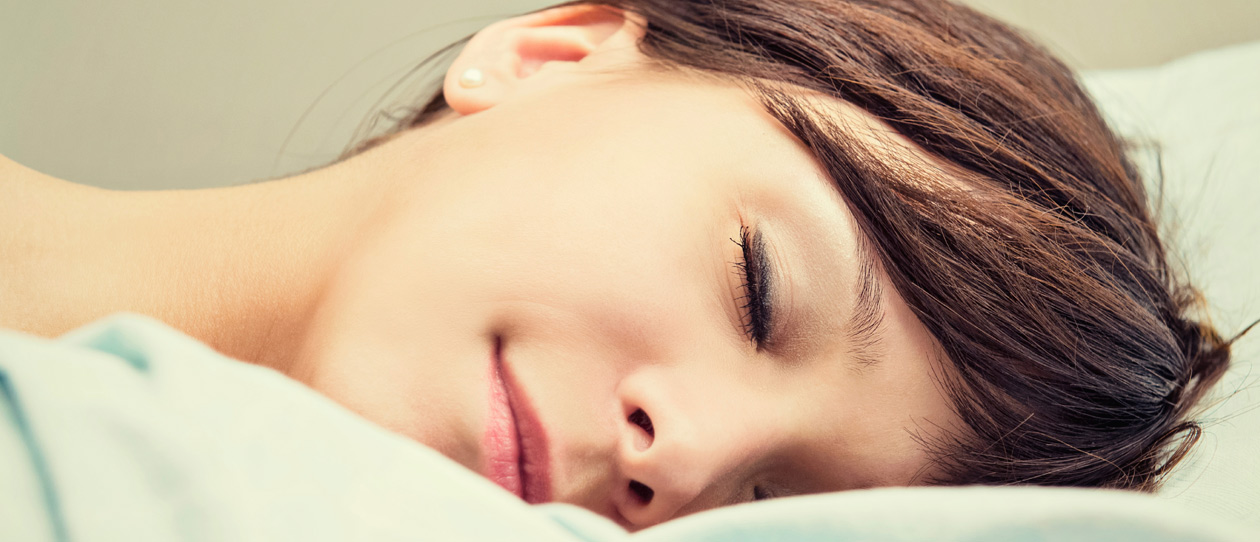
<box><xmin>478</xmin><ymin>196</ymin><xmax>715</xmax><ymax>355</ymax></box>
<box><xmin>412</xmin><ymin>163</ymin><xmax>717</xmax><ymax>318</ymax></box>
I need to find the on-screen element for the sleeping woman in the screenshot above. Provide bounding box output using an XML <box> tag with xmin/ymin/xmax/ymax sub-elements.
<box><xmin>0</xmin><ymin>0</ymin><xmax>1239</xmax><ymax>529</ymax></box>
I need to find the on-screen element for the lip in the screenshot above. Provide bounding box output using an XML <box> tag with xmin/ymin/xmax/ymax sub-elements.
<box><xmin>483</xmin><ymin>338</ymin><xmax>552</xmax><ymax>504</ymax></box>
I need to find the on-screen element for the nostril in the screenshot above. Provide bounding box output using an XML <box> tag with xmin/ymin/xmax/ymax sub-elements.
<box><xmin>628</xmin><ymin>480</ymin><xmax>655</xmax><ymax>504</ymax></box>
<box><xmin>628</xmin><ymin>408</ymin><xmax>654</xmax><ymax>439</ymax></box>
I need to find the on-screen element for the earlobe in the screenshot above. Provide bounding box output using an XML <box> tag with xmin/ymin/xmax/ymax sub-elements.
<box><xmin>442</xmin><ymin>5</ymin><xmax>647</xmax><ymax>116</ymax></box>
<box><xmin>457</xmin><ymin>68</ymin><xmax>487</xmax><ymax>89</ymax></box>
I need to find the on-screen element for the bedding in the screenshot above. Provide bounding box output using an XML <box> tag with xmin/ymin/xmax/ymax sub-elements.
<box><xmin>1081</xmin><ymin>40</ymin><xmax>1260</xmax><ymax>526</ymax></box>
<box><xmin>2</xmin><ymin>314</ymin><xmax>1256</xmax><ymax>541</ymax></box>
<box><xmin>3</xmin><ymin>40</ymin><xmax>1259</xmax><ymax>542</ymax></box>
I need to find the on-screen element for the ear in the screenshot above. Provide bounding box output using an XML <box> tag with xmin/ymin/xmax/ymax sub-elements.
<box><xmin>442</xmin><ymin>5</ymin><xmax>648</xmax><ymax>115</ymax></box>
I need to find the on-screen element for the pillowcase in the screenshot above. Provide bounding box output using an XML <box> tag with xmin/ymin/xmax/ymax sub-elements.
<box><xmin>1081</xmin><ymin>40</ymin><xmax>1260</xmax><ymax>527</ymax></box>
<box><xmin>4</xmin><ymin>314</ymin><xmax>1255</xmax><ymax>541</ymax></box>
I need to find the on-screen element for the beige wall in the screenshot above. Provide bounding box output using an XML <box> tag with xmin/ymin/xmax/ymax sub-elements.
<box><xmin>2</xmin><ymin>0</ymin><xmax>1258</xmax><ymax>190</ymax></box>
<box><xmin>964</xmin><ymin>0</ymin><xmax>1260</xmax><ymax>69</ymax></box>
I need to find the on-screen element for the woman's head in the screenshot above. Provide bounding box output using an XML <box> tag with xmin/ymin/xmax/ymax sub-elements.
<box><xmin>291</xmin><ymin>0</ymin><xmax>1232</xmax><ymax>528</ymax></box>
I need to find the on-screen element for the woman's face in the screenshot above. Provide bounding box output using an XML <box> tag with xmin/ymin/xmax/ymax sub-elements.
<box><xmin>293</xmin><ymin>7</ymin><xmax>955</xmax><ymax>529</ymax></box>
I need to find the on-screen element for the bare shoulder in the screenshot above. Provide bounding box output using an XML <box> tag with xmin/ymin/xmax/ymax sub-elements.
<box><xmin>0</xmin><ymin>152</ymin><xmax>17</xmax><ymax>178</ymax></box>
<box><xmin>0</xmin><ymin>152</ymin><xmax>42</xmax><ymax>190</ymax></box>
<box><xmin>0</xmin><ymin>152</ymin><xmax>23</xmax><ymax>172</ymax></box>
<box><xmin>0</xmin><ymin>153</ymin><xmax>80</xmax><ymax>201</ymax></box>
<box><xmin>0</xmin><ymin>153</ymin><xmax>38</xmax><ymax>244</ymax></box>
<box><xmin>0</xmin><ymin>153</ymin><xmax>27</xmax><ymax>330</ymax></box>
<box><xmin>0</xmin><ymin>153</ymin><xmax>58</xmax><ymax>333</ymax></box>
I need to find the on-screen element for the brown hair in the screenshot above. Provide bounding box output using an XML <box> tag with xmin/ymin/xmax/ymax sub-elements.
<box><xmin>345</xmin><ymin>0</ymin><xmax>1243</xmax><ymax>490</ymax></box>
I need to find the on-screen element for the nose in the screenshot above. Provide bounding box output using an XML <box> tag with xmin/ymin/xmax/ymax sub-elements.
<box><xmin>614</xmin><ymin>368</ymin><xmax>762</xmax><ymax>527</ymax></box>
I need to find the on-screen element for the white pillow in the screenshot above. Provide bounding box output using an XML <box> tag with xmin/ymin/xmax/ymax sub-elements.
<box><xmin>1082</xmin><ymin>40</ymin><xmax>1260</xmax><ymax>527</ymax></box>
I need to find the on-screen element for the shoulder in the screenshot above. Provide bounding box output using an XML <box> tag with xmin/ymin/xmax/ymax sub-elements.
<box><xmin>0</xmin><ymin>154</ymin><xmax>79</xmax><ymax>333</ymax></box>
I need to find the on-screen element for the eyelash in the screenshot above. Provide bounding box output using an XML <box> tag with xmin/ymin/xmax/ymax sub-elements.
<box><xmin>732</xmin><ymin>225</ymin><xmax>770</xmax><ymax>348</ymax></box>
<box><xmin>752</xmin><ymin>485</ymin><xmax>773</xmax><ymax>501</ymax></box>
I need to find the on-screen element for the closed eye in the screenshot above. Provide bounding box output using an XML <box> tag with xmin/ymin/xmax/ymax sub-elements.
<box><xmin>732</xmin><ymin>225</ymin><xmax>773</xmax><ymax>349</ymax></box>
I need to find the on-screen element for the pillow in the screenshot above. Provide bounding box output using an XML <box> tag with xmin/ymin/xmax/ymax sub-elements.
<box><xmin>1081</xmin><ymin>40</ymin><xmax>1260</xmax><ymax>527</ymax></box>
<box><xmin>4</xmin><ymin>314</ymin><xmax>1255</xmax><ymax>541</ymax></box>
<box><xmin>0</xmin><ymin>315</ymin><xmax>600</xmax><ymax>541</ymax></box>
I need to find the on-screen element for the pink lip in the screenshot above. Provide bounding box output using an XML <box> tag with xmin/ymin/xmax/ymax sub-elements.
<box><xmin>483</xmin><ymin>339</ymin><xmax>551</xmax><ymax>504</ymax></box>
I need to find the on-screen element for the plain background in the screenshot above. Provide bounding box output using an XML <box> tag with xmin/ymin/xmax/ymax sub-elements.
<box><xmin>3</xmin><ymin>0</ymin><xmax>1260</xmax><ymax>190</ymax></box>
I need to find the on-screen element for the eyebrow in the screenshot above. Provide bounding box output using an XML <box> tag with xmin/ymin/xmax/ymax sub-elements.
<box><xmin>845</xmin><ymin>232</ymin><xmax>886</xmax><ymax>370</ymax></box>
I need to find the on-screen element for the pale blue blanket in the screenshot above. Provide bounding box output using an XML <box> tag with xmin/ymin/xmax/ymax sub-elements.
<box><xmin>1</xmin><ymin>314</ymin><xmax>1255</xmax><ymax>541</ymax></box>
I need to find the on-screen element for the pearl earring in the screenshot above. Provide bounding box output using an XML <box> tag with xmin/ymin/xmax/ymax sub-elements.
<box><xmin>458</xmin><ymin>68</ymin><xmax>486</xmax><ymax>88</ymax></box>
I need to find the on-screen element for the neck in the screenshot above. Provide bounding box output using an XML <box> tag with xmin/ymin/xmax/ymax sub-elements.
<box><xmin>0</xmin><ymin>151</ymin><xmax>395</xmax><ymax>372</ymax></box>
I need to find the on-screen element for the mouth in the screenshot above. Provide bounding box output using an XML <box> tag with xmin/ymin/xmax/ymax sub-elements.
<box><xmin>483</xmin><ymin>337</ymin><xmax>552</xmax><ymax>504</ymax></box>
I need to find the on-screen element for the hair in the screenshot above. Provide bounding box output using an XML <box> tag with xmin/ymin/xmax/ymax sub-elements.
<box><xmin>342</xmin><ymin>0</ymin><xmax>1245</xmax><ymax>491</ymax></box>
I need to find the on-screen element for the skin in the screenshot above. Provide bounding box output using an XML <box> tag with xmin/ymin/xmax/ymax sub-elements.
<box><xmin>0</xmin><ymin>5</ymin><xmax>957</xmax><ymax>530</ymax></box>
